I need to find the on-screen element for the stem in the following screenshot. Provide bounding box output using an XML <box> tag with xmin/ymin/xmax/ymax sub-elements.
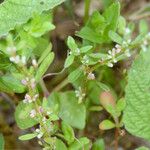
<box><xmin>52</xmin><ymin>77</ymin><xmax>69</xmax><ymax>92</ymax></box>
<box><xmin>114</xmin><ymin>128</ymin><xmax>119</xmax><ymax>150</ymax></box>
<box><xmin>84</xmin><ymin>0</ymin><xmax>91</xmax><ymax>23</ymax></box>
<box><xmin>39</xmin><ymin>79</ymin><xmax>50</xmax><ymax>97</ymax></box>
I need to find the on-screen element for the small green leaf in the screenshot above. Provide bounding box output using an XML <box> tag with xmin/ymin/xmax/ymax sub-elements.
<box><xmin>15</xmin><ymin>102</ymin><xmax>38</xmax><ymax>129</ymax></box>
<box><xmin>38</xmin><ymin>44</ymin><xmax>52</xmax><ymax>64</ymax></box>
<box><xmin>69</xmin><ymin>137</ymin><xmax>90</xmax><ymax>150</ymax></box>
<box><xmin>61</xmin><ymin>121</ymin><xmax>75</xmax><ymax>144</ymax></box>
<box><xmin>0</xmin><ymin>75</ymin><xmax>26</xmax><ymax>93</ymax></box>
<box><xmin>19</xmin><ymin>133</ymin><xmax>37</xmax><ymax>141</ymax></box>
<box><xmin>99</xmin><ymin>120</ymin><xmax>115</xmax><ymax>130</ymax></box>
<box><xmin>109</xmin><ymin>30</ymin><xmax>123</xmax><ymax>44</ymax></box>
<box><xmin>139</xmin><ymin>20</ymin><xmax>148</xmax><ymax>34</ymax></box>
<box><xmin>103</xmin><ymin>2</ymin><xmax>120</xmax><ymax>41</ymax></box>
<box><xmin>0</xmin><ymin>134</ymin><xmax>4</xmax><ymax>150</ymax></box>
<box><xmin>116</xmin><ymin>98</ymin><xmax>126</xmax><ymax>112</ymax></box>
<box><xmin>68</xmin><ymin>68</ymin><xmax>83</xmax><ymax>83</ymax></box>
<box><xmin>67</xmin><ymin>36</ymin><xmax>78</xmax><ymax>51</ymax></box>
<box><xmin>64</xmin><ymin>55</ymin><xmax>75</xmax><ymax>68</ymax></box>
<box><xmin>92</xmin><ymin>138</ymin><xmax>105</xmax><ymax>150</ymax></box>
<box><xmin>35</xmin><ymin>52</ymin><xmax>54</xmax><ymax>81</ymax></box>
<box><xmin>96</xmin><ymin>82</ymin><xmax>110</xmax><ymax>91</ymax></box>
<box><xmin>136</xmin><ymin>147</ymin><xmax>149</xmax><ymax>150</ymax></box>
<box><xmin>56</xmin><ymin>139</ymin><xmax>67</xmax><ymax>150</ymax></box>
<box><xmin>89</xmin><ymin>106</ymin><xmax>103</xmax><ymax>112</ymax></box>
<box><xmin>80</xmin><ymin>46</ymin><xmax>93</xmax><ymax>53</ymax></box>
<box><xmin>118</xmin><ymin>16</ymin><xmax>126</xmax><ymax>35</ymax></box>
<box><xmin>77</xmin><ymin>27</ymin><xmax>104</xmax><ymax>44</ymax></box>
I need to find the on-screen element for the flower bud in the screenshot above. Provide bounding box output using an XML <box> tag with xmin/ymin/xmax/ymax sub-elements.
<box><xmin>99</xmin><ymin>91</ymin><xmax>116</xmax><ymax>109</ymax></box>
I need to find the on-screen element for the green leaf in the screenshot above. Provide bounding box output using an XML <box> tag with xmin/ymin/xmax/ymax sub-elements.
<box><xmin>64</xmin><ymin>55</ymin><xmax>75</xmax><ymax>68</ymax></box>
<box><xmin>48</xmin><ymin>92</ymin><xmax>86</xmax><ymax>129</ymax></box>
<box><xmin>38</xmin><ymin>44</ymin><xmax>52</xmax><ymax>64</ymax></box>
<box><xmin>136</xmin><ymin>147</ymin><xmax>149</xmax><ymax>150</ymax></box>
<box><xmin>0</xmin><ymin>75</ymin><xmax>26</xmax><ymax>93</ymax></box>
<box><xmin>61</xmin><ymin>121</ymin><xmax>75</xmax><ymax>144</ymax></box>
<box><xmin>35</xmin><ymin>52</ymin><xmax>54</xmax><ymax>81</ymax></box>
<box><xmin>67</xmin><ymin>36</ymin><xmax>78</xmax><ymax>51</ymax></box>
<box><xmin>118</xmin><ymin>16</ymin><xmax>126</xmax><ymax>35</ymax></box>
<box><xmin>19</xmin><ymin>133</ymin><xmax>37</xmax><ymax>141</ymax></box>
<box><xmin>56</xmin><ymin>139</ymin><xmax>67</xmax><ymax>150</ymax></box>
<box><xmin>24</xmin><ymin>13</ymin><xmax>55</xmax><ymax>38</ymax></box>
<box><xmin>80</xmin><ymin>46</ymin><xmax>93</xmax><ymax>53</ymax></box>
<box><xmin>76</xmin><ymin>27</ymin><xmax>104</xmax><ymax>44</ymax></box>
<box><xmin>0</xmin><ymin>0</ymin><xmax>66</xmax><ymax>36</ymax></box>
<box><xmin>123</xmin><ymin>47</ymin><xmax>150</xmax><ymax>141</ymax></box>
<box><xmin>109</xmin><ymin>30</ymin><xmax>123</xmax><ymax>44</ymax></box>
<box><xmin>15</xmin><ymin>102</ymin><xmax>38</xmax><ymax>129</ymax></box>
<box><xmin>68</xmin><ymin>67</ymin><xmax>83</xmax><ymax>83</ymax></box>
<box><xmin>116</xmin><ymin>98</ymin><xmax>126</xmax><ymax>112</ymax></box>
<box><xmin>92</xmin><ymin>139</ymin><xmax>105</xmax><ymax>150</ymax></box>
<box><xmin>69</xmin><ymin>137</ymin><xmax>90</xmax><ymax>150</ymax></box>
<box><xmin>89</xmin><ymin>106</ymin><xmax>103</xmax><ymax>112</ymax></box>
<box><xmin>103</xmin><ymin>2</ymin><xmax>120</xmax><ymax>41</ymax></box>
<box><xmin>0</xmin><ymin>134</ymin><xmax>4</xmax><ymax>150</ymax></box>
<box><xmin>139</xmin><ymin>20</ymin><xmax>148</xmax><ymax>34</ymax></box>
<box><xmin>99</xmin><ymin>120</ymin><xmax>115</xmax><ymax>130</ymax></box>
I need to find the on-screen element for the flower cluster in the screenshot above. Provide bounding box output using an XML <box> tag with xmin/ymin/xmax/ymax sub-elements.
<box><xmin>75</xmin><ymin>87</ymin><xmax>86</xmax><ymax>103</ymax></box>
<box><xmin>23</xmin><ymin>93</ymin><xmax>39</xmax><ymax>103</ymax></box>
<box><xmin>106</xmin><ymin>44</ymin><xmax>122</xmax><ymax>67</ymax></box>
<box><xmin>7</xmin><ymin>46</ymin><xmax>27</xmax><ymax>65</ymax></box>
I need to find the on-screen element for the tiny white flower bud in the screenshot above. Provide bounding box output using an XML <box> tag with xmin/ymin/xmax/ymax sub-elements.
<box><xmin>35</xmin><ymin>129</ymin><xmax>40</xmax><ymax>133</ymax></box>
<box><xmin>107</xmin><ymin>62</ymin><xmax>113</xmax><ymax>68</ymax></box>
<box><xmin>108</xmin><ymin>50</ymin><xmax>112</xmax><ymax>55</ymax></box>
<box><xmin>21</xmin><ymin>79</ymin><xmax>28</xmax><ymax>86</ymax></box>
<box><xmin>14</xmin><ymin>55</ymin><xmax>20</xmax><ymax>64</ymax></box>
<box><xmin>30</xmin><ymin>78</ymin><xmax>36</xmax><ymax>89</ymax></box>
<box><xmin>9</xmin><ymin>57</ymin><xmax>15</xmax><ymax>62</ymax></box>
<box><xmin>87</xmin><ymin>72</ymin><xmax>95</xmax><ymax>80</ymax></box>
<box><xmin>32</xmin><ymin>59</ymin><xmax>38</xmax><ymax>68</ymax></box>
<box><xmin>21</xmin><ymin>56</ymin><xmax>26</xmax><ymax>65</ymax></box>
<box><xmin>37</xmin><ymin>133</ymin><xmax>43</xmax><ymax>139</ymax></box>
<box><xmin>143</xmin><ymin>40</ymin><xmax>148</xmax><ymax>46</ymax></box>
<box><xmin>113</xmin><ymin>58</ymin><xmax>117</xmax><ymax>63</ymax></box>
<box><xmin>30</xmin><ymin>109</ymin><xmax>36</xmax><ymax>118</ymax></box>
<box><xmin>125</xmin><ymin>28</ymin><xmax>130</xmax><ymax>34</ymax></box>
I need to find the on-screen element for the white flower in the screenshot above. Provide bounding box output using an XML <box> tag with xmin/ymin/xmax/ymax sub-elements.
<box><xmin>107</xmin><ymin>62</ymin><xmax>113</xmax><ymax>68</ymax></box>
<box><xmin>21</xmin><ymin>79</ymin><xmax>28</xmax><ymax>86</ymax></box>
<box><xmin>87</xmin><ymin>72</ymin><xmax>95</xmax><ymax>80</ymax></box>
<box><xmin>32</xmin><ymin>59</ymin><xmax>38</xmax><ymax>68</ymax></box>
<box><xmin>30</xmin><ymin>78</ymin><xmax>36</xmax><ymax>89</ymax></box>
<box><xmin>6</xmin><ymin>46</ymin><xmax>16</xmax><ymax>53</ymax></box>
<box><xmin>35</xmin><ymin>128</ymin><xmax>43</xmax><ymax>139</ymax></box>
<box><xmin>30</xmin><ymin>109</ymin><xmax>36</xmax><ymax>118</ymax></box>
<box><xmin>21</xmin><ymin>56</ymin><xmax>26</xmax><ymax>65</ymax></box>
<box><xmin>125</xmin><ymin>28</ymin><xmax>130</xmax><ymax>34</ymax></box>
<box><xmin>33</xmin><ymin>94</ymin><xmax>39</xmax><ymax>102</ymax></box>
<box><xmin>75</xmin><ymin>87</ymin><xmax>86</xmax><ymax>103</ymax></box>
<box><xmin>23</xmin><ymin>94</ymin><xmax>32</xmax><ymax>103</ymax></box>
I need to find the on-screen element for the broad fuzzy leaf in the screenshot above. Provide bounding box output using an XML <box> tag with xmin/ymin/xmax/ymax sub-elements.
<box><xmin>123</xmin><ymin>47</ymin><xmax>150</xmax><ymax>141</ymax></box>
<box><xmin>0</xmin><ymin>0</ymin><xmax>66</xmax><ymax>36</ymax></box>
